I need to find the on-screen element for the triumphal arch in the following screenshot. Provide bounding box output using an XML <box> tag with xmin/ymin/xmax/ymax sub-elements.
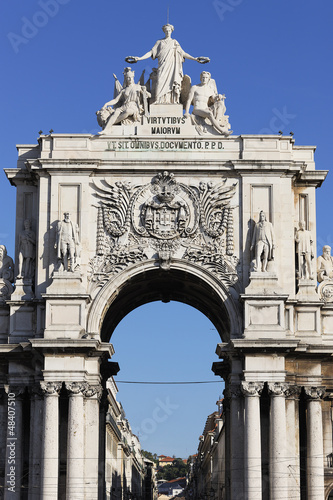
<box><xmin>1</xmin><ymin>24</ymin><xmax>333</xmax><ymax>500</ymax></box>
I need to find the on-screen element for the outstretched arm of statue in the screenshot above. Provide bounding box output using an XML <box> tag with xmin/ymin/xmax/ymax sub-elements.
<box><xmin>183</xmin><ymin>53</ymin><xmax>210</xmax><ymax>63</ymax></box>
<box><xmin>126</xmin><ymin>50</ymin><xmax>153</xmax><ymax>63</ymax></box>
<box><xmin>183</xmin><ymin>51</ymin><xmax>198</xmax><ymax>61</ymax></box>
<box><xmin>102</xmin><ymin>92</ymin><xmax>122</xmax><ymax>109</ymax></box>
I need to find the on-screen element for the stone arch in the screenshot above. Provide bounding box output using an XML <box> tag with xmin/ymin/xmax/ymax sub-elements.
<box><xmin>86</xmin><ymin>259</ymin><xmax>242</xmax><ymax>343</ymax></box>
<box><xmin>326</xmin><ymin>485</ymin><xmax>333</xmax><ymax>500</ymax></box>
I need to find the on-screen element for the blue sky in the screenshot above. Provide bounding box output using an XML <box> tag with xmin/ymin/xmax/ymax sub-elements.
<box><xmin>1</xmin><ymin>1</ymin><xmax>333</xmax><ymax>457</ymax></box>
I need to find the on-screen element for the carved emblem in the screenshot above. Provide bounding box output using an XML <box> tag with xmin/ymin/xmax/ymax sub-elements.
<box><xmin>318</xmin><ymin>280</ymin><xmax>333</xmax><ymax>303</ymax></box>
<box><xmin>139</xmin><ymin>172</ymin><xmax>191</xmax><ymax>239</ymax></box>
<box><xmin>90</xmin><ymin>172</ymin><xmax>238</xmax><ymax>290</ymax></box>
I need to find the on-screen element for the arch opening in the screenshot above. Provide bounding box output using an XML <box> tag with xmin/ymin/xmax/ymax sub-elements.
<box><xmin>109</xmin><ymin>300</ymin><xmax>224</xmax><ymax>459</ymax></box>
<box><xmin>99</xmin><ymin>267</ymin><xmax>236</xmax><ymax>343</ymax></box>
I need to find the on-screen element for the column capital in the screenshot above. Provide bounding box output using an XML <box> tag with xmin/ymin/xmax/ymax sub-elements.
<box><xmin>5</xmin><ymin>385</ymin><xmax>26</xmax><ymax>397</ymax></box>
<box><xmin>30</xmin><ymin>384</ymin><xmax>44</xmax><ymax>399</ymax></box>
<box><xmin>82</xmin><ymin>383</ymin><xmax>103</xmax><ymax>400</ymax></box>
<box><xmin>224</xmin><ymin>384</ymin><xmax>242</xmax><ymax>399</ymax></box>
<box><xmin>40</xmin><ymin>381</ymin><xmax>62</xmax><ymax>395</ymax></box>
<box><xmin>285</xmin><ymin>385</ymin><xmax>302</xmax><ymax>399</ymax></box>
<box><xmin>65</xmin><ymin>381</ymin><xmax>88</xmax><ymax>396</ymax></box>
<box><xmin>241</xmin><ymin>381</ymin><xmax>264</xmax><ymax>397</ymax></box>
<box><xmin>267</xmin><ymin>382</ymin><xmax>289</xmax><ymax>396</ymax></box>
<box><xmin>304</xmin><ymin>386</ymin><xmax>326</xmax><ymax>400</ymax></box>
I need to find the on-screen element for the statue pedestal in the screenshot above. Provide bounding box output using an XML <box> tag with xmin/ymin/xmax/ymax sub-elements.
<box><xmin>296</xmin><ymin>279</ymin><xmax>318</xmax><ymax>301</ymax></box>
<box><xmin>48</xmin><ymin>271</ymin><xmax>85</xmax><ymax>295</ymax></box>
<box><xmin>149</xmin><ymin>103</ymin><xmax>183</xmax><ymax>116</ymax></box>
<box><xmin>246</xmin><ymin>271</ymin><xmax>281</xmax><ymax>295</ymax></box>
<box><xmin>12</xmin><ymin>278</ymin><xmax>34</xmax><ymax>301</ymax></box>
<box><xmin>43</xmin><ymin>272</ymin><xmax>90</xmax><ymax>340</ymax></box>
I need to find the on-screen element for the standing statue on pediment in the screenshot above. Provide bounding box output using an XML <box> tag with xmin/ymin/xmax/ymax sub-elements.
<box><xmin>126</xmin><ymin>24</ymin><xmax>210</xmax><ymax>104</ymax></box>
<box><xmin>250</xmin><ymin>211</ymin><xmax>275</xmax><ymax>272</ymax></box>
<box><xmin>17</xmin><ymin>219</ymin><xmax>36</xmax><ymax>279</ymax></box>
<box><xmin>97</xmin><ymin>68</ymin><xmax>151</xmax><ymax>134</ymax></box>
<box><xmin>54</xmin><ymin>212</ymin><xmax>80</xmax><ymax>273</ymax></box>
<box><xmin>0</xmin><ymin>245</ymin><xmax>14</xmax><ymax>282</ymax></box>
<box><xmin>317</xmin><ymin>245</ymin><xmax>333</xmax><ymax>282</ymax></box>
<box><xmin>184</xmin><ymin>72</ymin><xmax>232</xmax><ymax>136</ymax></box>
<box><xmin>0</xmin><ymin>245</ymin><xmax>14</xmax><ymax>301</ymax></box>
<box><xmin>295</xmin><ymin>221</ymin><xmax>314</xmax><ymax>280</ymax></box>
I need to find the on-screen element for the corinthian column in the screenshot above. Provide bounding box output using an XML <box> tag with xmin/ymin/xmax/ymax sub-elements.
<box><xmin>241</xmin><ymin>381</ymin><xmax>264</xmax><ymax>500</ymax></box>
<box><xmin>83</xmin><ymin>384</ymin><xmax>102</xmax><ymax>500</ymax></box>
<box><xmin>304</xmin><ymin>387</ymin><xmax>325</xmax><ymax>500</ymax></box>
<box><xmin>4</xmin><ymin>386</ymin><xmax>24</xmax><ymax>500</ymax></box>
<box><xmin>28</xmin><ymin>386</ymin><xmax>43</xmax><ymax>500</ymax></box>
<box><xmin>40</xmin><ymin>382</ymin><xmax>61</xmax><ymax>500</ymax></box>
<box><xmin>268</xmin><ymin>382</ymin><xmax>289</xmax><ymax>500</ymax></box>
<box><xmin>66</xmin><ymin>382</ymin><xmax>86</xmax><ymax>500</ymax></box>
<box><xmin>225</xmin><ymin>385</ymin><xmax>244</xmax><ymax>500</ymax></box>
<box><xmin>285</xmin><ymin>386</ymin><xmax>301</xmax><ymax>500</ymax></box>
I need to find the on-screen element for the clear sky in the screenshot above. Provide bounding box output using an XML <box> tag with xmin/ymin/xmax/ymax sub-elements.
<box><xmin>1</xmin><ymin>1</ymin><xmax>333</xmax><ymax>457</ymax></box>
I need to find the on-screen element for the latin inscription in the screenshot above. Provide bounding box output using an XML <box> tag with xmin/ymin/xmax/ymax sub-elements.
<box><xmin>106</xmin><ymin>140</ymin><xmax>224</xmax><ymax>151</ymax></box>
<box><xmin>146</xmin><ymin>117</ymin><xmax>186</xmax><ymax>125</ymax></box>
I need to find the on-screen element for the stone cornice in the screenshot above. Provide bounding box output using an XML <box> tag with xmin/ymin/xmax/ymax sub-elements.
<box><xmin>30</xmin><ymin>339</ymin><xmax>114</xmax><ymax>357</ymax></box>
<box><xmin>294</xmin><ymin>171</ymin><xmax>328</xmax><ymax>187</ymax></box>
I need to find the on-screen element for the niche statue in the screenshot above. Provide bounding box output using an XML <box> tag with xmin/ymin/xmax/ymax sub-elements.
<box><xmin>54</xmin><ymin>212</ymin><xmax>80</xmax><ymax>273</ymax></box>
<box><xmin>250</xmin><ymin>211</ymin><xmax>275</xmax><ymax>272</ymax></box>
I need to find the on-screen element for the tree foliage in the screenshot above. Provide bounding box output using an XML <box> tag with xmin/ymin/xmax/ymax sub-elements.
<box><xmin>141</xmin><ymin>450</ymin><xmax>159</xmax><ymax>465</ymax></box>
<box><xmin>157</xmin><ymin>458</ymin><xmax>187</xmax><ymax>481</ymax></box>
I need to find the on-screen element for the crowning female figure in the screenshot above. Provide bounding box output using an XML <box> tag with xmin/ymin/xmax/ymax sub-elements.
<box><xmin>126</xmin><ymin>24</ymin><xmax>209</xmax><ymax>104</ymax></box>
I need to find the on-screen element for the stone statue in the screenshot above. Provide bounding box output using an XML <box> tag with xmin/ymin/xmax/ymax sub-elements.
<box><xmin>250</xmin><ymin>211</ymin><xmax>275</xmax><ymax>272</ymax></box>
<box><xmin>54</xmin><ymin>212</ymin><xmax>80</xmax><ymax>272</ymax></box>
<box><xmin>295</xmin><ymin>221</ymin><xmax>314</xmax><ymax>280</ymax></box>
<box><xmin>0</xmin><ymin>245</ymin><xmax>14</xmax><ymax>282</ymax></box>
<box><xmin>126</xmin><ymin>24</ymin><xmax>209</xmax><ymax>104</ymax></box>
<box><xmin>97</xmin><ymin>68</ymin><xmax>151</xmax><ymax>134</ymax></box>
<box><xmin>17</xmin><ymin>219</ymin><xmax>36</xmax><ymax>279</ymax></box>
<box><xmin>317</xmin><ymin>245</ymin><xmax>333</xmax><ymax>282</ymax></box>
<box><xmin>184</xmin><ymin>72</ymin><xmax>232</xmax><ymax>135</ymax></box>
<box><xmin>0</xmin><ymin>245</ymin><xmax>14</xmax><ymax>301</ymax></box>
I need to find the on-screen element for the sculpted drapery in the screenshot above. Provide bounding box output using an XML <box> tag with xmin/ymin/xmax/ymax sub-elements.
<box><xmin>151</xmin><ymin>37</ymin><xmax>185</xmax><ymax>103</ymax></box>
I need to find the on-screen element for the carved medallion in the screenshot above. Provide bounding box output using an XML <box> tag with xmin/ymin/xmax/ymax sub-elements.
<box><xmin>318</xmin><ymin>280</ymin><xmax>333</xmax><ymax>303</ymax></box>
